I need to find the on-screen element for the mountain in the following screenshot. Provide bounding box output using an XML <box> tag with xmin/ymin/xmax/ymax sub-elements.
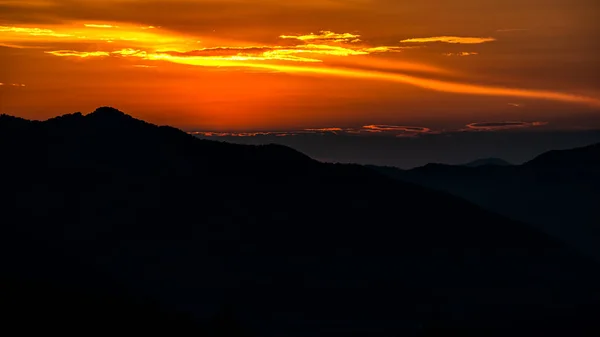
<box><xmin>463</xmin><ymin>157</ymin><xmax>512</xmax><ymax>167</ymax></box>
<box><xmin>2</xmin><ymin>276</ymin><xmax>207</xmax><ymax>335</ymax></box>
<box><xmin>372</xmin><ymin>143</ymin><xmax>600</xmax><ymax>262</ymax></box>
<box><xmin>2</xmin><ymin>107</ymin><xmax>599</xmax><ymax>336</ymax></box>
<box><xmin>524</xmin><ymin>142</ymin><xmax>600</xmax><ymax>170</ymax></box>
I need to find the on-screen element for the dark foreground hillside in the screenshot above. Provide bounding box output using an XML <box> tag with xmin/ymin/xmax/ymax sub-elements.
<box><xmin>1</xmin><ymin>107</ymin><xmax>599</xmax><ymax>336</ymax></box>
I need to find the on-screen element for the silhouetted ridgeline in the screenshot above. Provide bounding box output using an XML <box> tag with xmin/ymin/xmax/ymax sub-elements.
<box><xmin>1</xmin><ymin>107</ymin><xmax>599</xmax><ymax>336</ymax></box>
<box><xmin>524</xmin><ymin>142</ymin><xmax>600</xmax><ymax>170</ymax></box>
<box><xmin>462</xmin><ymin>157</ymin><xmax>512</xmax><ymax>167</ymax></box>
<box><xmin>371</xmin><ymin>142</ymin><xmax>600</xmax><ymax>263</ymax></box>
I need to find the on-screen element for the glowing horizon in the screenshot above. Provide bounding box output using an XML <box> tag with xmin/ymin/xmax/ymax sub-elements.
<box><xmin>1</xmin><ymin>0</ymin><xmax>598</xmax><ymax>131</ymax></box>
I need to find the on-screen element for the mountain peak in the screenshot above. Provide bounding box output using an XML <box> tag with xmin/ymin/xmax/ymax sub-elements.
<box><xmin>86</xmin><ymin>106</ymin><xmax>149</xmax><ymax>129</ymax></box>
<box><xmin>89</xmin><ymin>107</ymin><xmax>131</xmax><ymax>119</ymax></box>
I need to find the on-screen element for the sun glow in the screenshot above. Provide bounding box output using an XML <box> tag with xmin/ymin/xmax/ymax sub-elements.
<box><xmin>2</xmin><ymin>12</ymin><xmax>600</xmax><ymax>125</ymax></box>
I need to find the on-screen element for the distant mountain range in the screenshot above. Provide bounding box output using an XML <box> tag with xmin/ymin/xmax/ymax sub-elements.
<box><xmin>1</xmin><ymin>107</ymin><xmax>599</xmax><ymax>336</ymax></box>
<box><xmin>371</xmin><ymin>142</ymin><xmax>600</xmax><ymax>262</ymax></box>
<box><xmin>463</xmin><ymin>157</ymin><xmax>512</xmax><ymax>167</ymax></box>
<box><xmin>525</xmin><ymin>142</ymin><xmax>600</xmax><ymax>170</ymax></box>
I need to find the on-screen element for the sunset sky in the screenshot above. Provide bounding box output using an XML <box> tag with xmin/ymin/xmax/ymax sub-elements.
<box><xmin>1</xmin><ymin>0</ymin><xmax>599</xmax><ymax>134</ymax></box>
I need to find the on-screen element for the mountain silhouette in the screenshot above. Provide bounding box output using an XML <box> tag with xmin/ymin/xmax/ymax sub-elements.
<box><xmin>463</xmin><ymin>157</ymin><xmax>512</xmax><ymax>167</ymax></box>
<box><xmin>524</xmin><ymin>142</ymin><xmax>600</xmax><ymax>170</ymax></box>
<box><xmin>1</xmin><ymin>107</ymin><xmax>599</xmax><ymax>336</ymax></box>
<box><xmin>372</xmin><ymin>143</ymin><xmax>600</xmax><ymax>262</ymax></box>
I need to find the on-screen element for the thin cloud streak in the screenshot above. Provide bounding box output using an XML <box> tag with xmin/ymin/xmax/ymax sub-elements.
<box><xmin>443</xmin><ymin>52</ymin><xmax>478</xmax><ymax>57</ymax></box>
<box><xmin>0</xmin><ymin>23</ymin><xmax>185</xmax><ymax>49</ymax></box>
<box><xmin>160</xmin><ymin>61</ymin><xmax>599</xmax><ymax>108</ymax></box>
<box><xmin>190</xmin><ymin>121</ymin><xmax>550</xmax><ymax>138</ymax></box>
<box><xmin>192</xmin><ymin>124</ymin><xmax>434</xmax><ymax>137</ymax></box>
<box><xmin>465</xmin><ymin>121</ymin><xmax>548</xmax><ymax>131</ymax></box>
<box><xmin>189</xmin><ymin>131</ymin><xmax>306</xmax><ymax>137</ymax></box>
<box><xmin>0</xmin><ymin>25</ymin><xmax>72</xmax><ymax>37</ymax></box>
<box><xmin>305</xmin><ymin>128</ymin><xmax>344</xmax><ymax>133</ymax></box>
<box><xmin>0</xmin><ymin>83</ymin><xmax>26</xmax><ymax>87</ymax></box>
<box><xmin>156</xmin><ymin>44</ymin><xmax>377</xmax><ymax>62</ymax></box>
<box><xmin>45</xmin><ymin>50</ymin><xmax>110</xmax><ymax>57</ymax></box>
<box><xmin>84</xmin><ymin>23</ymin><xmax>119</xmax><ymax>28</ymax></box>
<box><xmin>400</xmin><ymin>36</ymin><xmax>496</xmax><ymax>44</ymax></box>
<box><xmin>280</xmin><ymin>31</ymin><xmax>361</xmax><ymax>43</ymax></box>
<box><xmin>363</xmin><ymin>125</ymin><xmax>432</xmax><ymax>133</ymax></box>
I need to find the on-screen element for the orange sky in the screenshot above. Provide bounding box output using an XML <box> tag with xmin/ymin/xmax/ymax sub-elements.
<box><xmin>1</xmin><ymin>0</ymin><xmax>599</xmax><ymax>132</ymax></box>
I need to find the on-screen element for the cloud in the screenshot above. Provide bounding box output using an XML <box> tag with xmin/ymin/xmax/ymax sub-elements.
<box><xmin>3</xmin><ymin>25</ymin><xmax>408</xmax><ymax>65</ymax></box>
<box><xmin>508</xmin><ymin>103</ymin><xmax>523</xmax><ymax>107</ymax></box>
<box><xmin>280</xmin><ymin>31</ymin><xmax>361</xmax><ymax>43</ymax></box>
<box><xmin>218</xmin><ymin>63</ymin><xmax>600</xmax><ymax>108</ymax></box>
<box><xmin>400</xmin><ymin>36</ymin><xmax>496</xmax><ymax>44</ymax></box>
<box><xmin>165</xmin><ymin>46</ymin><xmax>274</xmax><ymax>57</ymax></box>
<box><xmin>362</xmin><ymin>125</ymin><xmax>434</xmax><ymax>137</ymax></box>
<box><xmin>465</xmin><ymin>121</ymin><xmax>548</xmax><ymax>131</ymax></box>
<box><xmin>189</xmin><ymin>124</ymin><xmax>436</xmax><ymax>138</ymax></box>
<box><xmin>156</xmin><ymin>48</ymin><xmax>324</xmax><ymax>63</ymax></box>
<box><xmin>45</xmin><ymin>50</ymin><xmax>110</xmax><ymax>57</ymax></box>
<box><xmin>9</xmin><ymin>22</ymin><xmax>599</xmax><ymax>108</ymax></box>
<box><xmin>132</xmin><ymin>64</ymin><xmax>157</xmax><ymax>68</ymax></box>
<box><xmin>0</xmin><ymin>83</ymin><xmax>25</xmax><ymax>86</ymax></box>
<box><xmin>361</xmin><ymin>46</ymin><xmax>410</xmax><ymax>53</ymax></box>
<box><xmin>190</xmin><ymin>122</ymin><xmax>554</xmax><ymax>139</ymax></box>
<box><xmin>443</xmin><ymin>52</ymin><xmax>478</xmax><ymax>57</ymax></box>
<box><xmin>298</xmin><ymin>44</ymin><xmax>370</xmax><ymax>56</ymax></box>
<box><xmin>111</xmin><ymin>48</ymin><xmax>147</xmax><ymax>57</ymax></box>
<box><xmin>84</xmin><ymin>23</ymin><xmax>119</xmax><ymax>29</ymax></box>
<box><xmin>45</xmin><ymin>41</ymin><xmax>412</xmax><ymax>64</ymax></box>
<box><xmin>304</xmin><ymin>128</ymin><xmax>344</xmax><ymax>134</ymax></box>
<box><xmin>363</xmin><ymin>125</ymin><xmax>431</xmax><ymax>133</ymax></box>
<box><xmin>0</xmin><ymin>25</ymin><xmax>72</xmax><ymax>37</ymax></box>
<box><xmin>158</xmin><ymin>46</ymin><xmax>324</xmax><ymax>62</ymax></box>
<box><xmin>132</xmin><ymin>56</ymin><xmax>600</xmax><ymax>107</ymax></box>
<box><xmin>92</xmin><ymin>42</ymin><xmax>599</xmax><ymax>108</ymax></box>
<box><xmin>0</xmin><ymin>23</ymin><xmax>183</xmax><ymax>48</ymax></box>
<box><xmin>47</xmin><ymin>48</ymin><xmax>148</xmax><ymax>58</ymax></box>
<box><xmin>189</xmin><ymin>131</ymin><xmax>301</xmax><ymax>137</ymax></box>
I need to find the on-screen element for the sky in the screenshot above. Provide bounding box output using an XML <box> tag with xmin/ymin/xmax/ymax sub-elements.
<box><xmin>1</xmin><ymin>0</ymin><xmax>599</xmax><ymax>138</ymax></box>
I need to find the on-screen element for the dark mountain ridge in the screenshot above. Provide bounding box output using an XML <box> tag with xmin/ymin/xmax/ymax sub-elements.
<box><xmin>372</xmin><ymin>142</ymin><xmax>600</xmax><ymax>262</ymax></box>
<box><xmin>1</xmin><ymin>107</ymin><xmax>599</xmax><ymax>336</ymax></box>
<box><xmin>463</xmin><ymin>157</ymin><xmax>512</xmax><ymax>167</ymax></box>
<box><xmin>524</xmin><ymin>142</ymin><xmax>600</xmax><ymax>170</ymax></box>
